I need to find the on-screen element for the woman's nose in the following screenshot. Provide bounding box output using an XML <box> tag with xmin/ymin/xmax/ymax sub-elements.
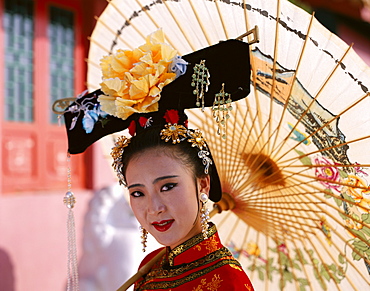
<box><xmin>147</xmin><ymin>195</ymin><xmax>166</xmax><ymax>215</ymax></box>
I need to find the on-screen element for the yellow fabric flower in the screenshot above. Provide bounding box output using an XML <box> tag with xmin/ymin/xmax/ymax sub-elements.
<box><xmin>98</xmin><ymin>29</ymin><xmax>178</xmax><ymax>120</ymax></box>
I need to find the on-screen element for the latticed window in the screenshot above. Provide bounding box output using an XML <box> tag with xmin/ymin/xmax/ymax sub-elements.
<box><xmin>49</xmin><ymin>6</ymin><xmax>75</xmax><ymax>124</ymax></box>
<box><xmin>3</xmin><ymin>0</ymin><xmax>34</xmax><ymax>122</ymax></box>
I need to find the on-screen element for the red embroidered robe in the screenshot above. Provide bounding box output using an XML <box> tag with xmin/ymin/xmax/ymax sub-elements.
<box><xmin>134</xmin><ymin>224</ymin><xmax>254</xmax><ymax>290</ymax></box>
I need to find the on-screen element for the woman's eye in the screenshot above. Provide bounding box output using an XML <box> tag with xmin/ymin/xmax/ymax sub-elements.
<box><xmin>130</xmin><ymin>191</ymin><xmax>144</xmax><ymax>198</ymax></box>
<box><xmin>161</xmin><ymin>183</ymin><xmax>177</xmax><ymax>192</ymax></box>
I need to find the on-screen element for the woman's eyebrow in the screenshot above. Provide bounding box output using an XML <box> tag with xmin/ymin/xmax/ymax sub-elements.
<box><xmin>127</xmin><ymin>183</ymin><xmax>144</xmax><ymax>190</ymax></box>
<box><xmin>153</xmin><ymin>175</ymin><xmax>179</xmax><ymax>184</ymax></box>
<box><xmin>127</xmin><ymin>175</ymin><xmax>179</xmax><ymax>189</ymax></box>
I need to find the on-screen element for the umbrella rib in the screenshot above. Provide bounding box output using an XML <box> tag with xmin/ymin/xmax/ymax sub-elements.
<box><xmin>264</xmin><ymin>236</ymin><xmax>270</xmax><ymax>291</ymax></box>
<box><xmin>133</xmin><ymin>0</ymin><xmax>182</xmax><ymax>52</ymax></box>
<box><xmin>250</xmin><ymin>55</ymin><xmax>268</xmax><ymax>148</ymax></box>
<box><xmin>325</xmin><ymin>225</ymin><xmax>370</xmax><ymax>287</ymax></box>
<box><xmin>225</xmin><ymin>217</ymin><xmax>241</xmax><ymax>244</ymax></box>
<box><xmin>290</xmin><ymin>239</ymin><xmax>315</xmax><ymax>291</ymax></box>
<box><xmin>93</xmin><ymin>16</ymin><xmax>133</xmax><ymax>49</ymax></box>
<box><xmin>281</xmin><ymin>132</ymin><xmax>370</xmax><ymax>165</ymax></box>
<box><xmin>187</xmin><ymin>0</ymin><xmax>212</xmax><ymax>46</ymax></box>
<box><xmin>85</xmin><ymin>57</ymin><xmax>100</xmax><ymax>70</ymax></box>
<box><xmin>302</xmin><ymin>235</ymin><xmax>339</xmax><ymax>290</ymax></box>
<box><xmin>269</xmin><ymin>12</ymin><xmax>315</xmax><ymax>154</ymax></box>
<box><xmin>214</xmin><ymin>0</ymin><xmax>229</xmax><ymax>40</ymax></box>
<box><xmin>286</xmin><ymin>163</ymin><xmax>370</xmax><ymax>169</ymax></box>
<box><xmin>282</xmin><ymin>240</ymin><xmax>302</xmax><ymax>291</ymax></box>
<box><xmin>242</xmin><ymin>0</ymin><xmax>250</xmax><ymax>34</ymax></box>
<box><xmin>275</xmin><ymin>91</ymin><xmax>370</xmax><ymax>164</ymax></box>
<box><xmin>87</xmin><ymin>36</ymin><xmax>111</xmax><ymax>54</ymax></box>
<box><xmin>273</xmin><ymin>194</ymin><xmax>332</xmax><ymax>288</ymax></box>
<box><xmin>289</xmin><ymin>178</ymin><xmax>370</xmax><ymax>231</ymax></box>
<box><xmin>276</xmin><ymin>194</ymin><xmax>322</xmax><ymax>289</ymax></box>
<box><xmin>107</xmin><ymin>0</ymin><xmax>147</xmax><ymax>41</ymax></box>
<box><xmin>266</xmin><ymin>0</ymin><xmax>281</xmax><ymax>154</ymax></box>
<box><xmin>278</xmin><ymin>194</ymin><xmax>330</xmax><ymax>290</ymax></box>
<box><xmin>162</xmin><ymin>1</ymin><xmax>196</xmax><ymax>51</ymax></box>
<box><xmin>284</xmin><ymin>169</ymin><xmax>370</xmax><ymax>193</ymax></box>
<box><xmin>287</xmin><ymin>177</ymin><xmax>370</xmax><ymax>249</ymax></box>
<box><xmin>227</xmin><ymin>108</ymin><xmax>246</xmax><ymax>183</ymax></box>
<box><xmin>272</xmin><ymin>44</ymin><xmax>354</xmax><ymax>162</ymax></box>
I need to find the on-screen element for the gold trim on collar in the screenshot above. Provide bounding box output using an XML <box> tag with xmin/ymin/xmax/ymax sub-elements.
<box><xmin>168</xmin><ymin>223</ymin><xmax>217</xmax><ymax>266</ymax></box>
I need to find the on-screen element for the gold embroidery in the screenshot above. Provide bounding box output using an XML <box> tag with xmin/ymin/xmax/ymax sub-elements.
<box><xmin>191</xmin><ymin>274</ymin><xmax>223</xmax><ymax>291</ymax></box>
<box><xmin>207</xmin><ymin>274</ymin><xmax>223</xmax><ymax>291</ymax></box>
<box><xmin>135</xmin><ymin>225</ymin><xmax>244</xmax><ymax>290</ymax></box>
<box><xmin>245</xmin><ymin>283</ymin><xmax>253</xmax><ymax>290</ymax></box>
<box><xmin>204</xmin><ymin>235</ymin><xmax>219</xmax><ymax>253</ymax></box>
<box><xmin>229</xmin><ymin>264</ymin><xmax>242</xmax><ymax>271</ymax></box>
<box><xmin>168</xmin><ymin>224</ymin><xmax>217</xmax><ymax>266</ymax></box>
<box><xmin>138</xmin><ymin>257</ymin><xmax>240</xmax><ymax>290</ymax></box>
<box><xmin>192</xmin><ymin>278</ymin><xmax>206</xmax><ymax>291</ymax></box>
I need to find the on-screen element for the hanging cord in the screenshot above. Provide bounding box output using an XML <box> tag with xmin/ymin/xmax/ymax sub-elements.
<box><xmin>64</xmin><ymin>152</ymin><xmax>80</xmax><ymax>291</ymax></box>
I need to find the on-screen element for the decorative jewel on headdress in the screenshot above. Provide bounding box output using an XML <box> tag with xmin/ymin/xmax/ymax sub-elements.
<box><xmin>53</xmin><ymin>90</ymin><xmax>109</xmax><ymax>134</ymax></box>
<box><xmin>191</xmin><ymin>60</ymin><xmax>210</xmax><ymax>112</ymax></box>
<box><xmin>160</xmin><ymin>123</ymin><xmax>188</xmax><ymax>144</ymax></box>
<box><xmin>188</xmin><ymin>129</ymin><xmax>207</xmax><ymax>150</ymax></box>
<box><xmin>198</xmin><ymin>150</ymin><xmax>212</xmax><ymax>175</ymax></box>
<box><xmin>161</xmin><ymin>124</ymin><xmax>212</xmax><ymax>175</ymax></box>
<box><xmin>212</xmin><ymin>83</ymin><xmax>232</xmax><ymax>139</ymax></box>
<box><xmin>111</xmin><ymin>136</ymin><xmax>131</xmax><ymax>185</ymax></box>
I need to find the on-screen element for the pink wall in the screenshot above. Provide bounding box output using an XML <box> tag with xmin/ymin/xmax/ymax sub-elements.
<box><xmin>0</xmin><ymin>190</ymin><xmax>91</xmax><ymax>291</ymax></box>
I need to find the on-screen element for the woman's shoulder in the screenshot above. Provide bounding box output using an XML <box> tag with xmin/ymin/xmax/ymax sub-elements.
<box><xmin>138</xmin><ymin>247</ymin><xmax>166</xmax><ymax>269</ymax></box>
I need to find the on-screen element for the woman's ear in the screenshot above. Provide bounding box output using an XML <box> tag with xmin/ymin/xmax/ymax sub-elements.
<box><xmin>198</xmin><ymin>175</ymin><xmax>211</xmax><ymax>197</ymax></box>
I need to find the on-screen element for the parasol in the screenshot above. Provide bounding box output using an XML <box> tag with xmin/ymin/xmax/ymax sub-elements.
<box><xmin>86</xmin><ymin>0</ymin><xmax>370</xmax><ymax>290</ymax></box>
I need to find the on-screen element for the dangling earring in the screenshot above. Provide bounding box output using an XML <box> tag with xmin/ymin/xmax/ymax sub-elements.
<box><xmin>199</xmin><ymin>193</ymin><xmax>210</xmax><ymax>240</ymax></box>
<box><xmin>140</xmin><ymin>226</ymin><xmax>148</xmax><ymax>252</ymax></box>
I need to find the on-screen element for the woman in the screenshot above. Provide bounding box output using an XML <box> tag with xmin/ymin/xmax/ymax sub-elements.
<box><xmin>57</xmin><ymin>29</ymin><xmax>253</xmax><ymax>290</ymax></box>
<box><xmin>111</xmin><ymin>124</ymin><xmax>254</xmax><ymax>290</ymax></box>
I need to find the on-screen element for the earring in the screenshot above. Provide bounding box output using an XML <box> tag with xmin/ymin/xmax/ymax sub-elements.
<box><xmin>212</xmin><ymin>83</ymin><xmax>232</xmax><ymax>140</ymax></box>
<box><xmin>140</xmin><ymin>226</ymin><xmax>148</xmax><ymax>252</ymax></box>
<box><xmin>191</xmin><ymin>60</ymin><xmax>210</xmax><ymax>112</ymax></box>
<box><xmin>199</xmin><ymin>193</ymin><xmax>210</xmax><ymax>240</ymax></box>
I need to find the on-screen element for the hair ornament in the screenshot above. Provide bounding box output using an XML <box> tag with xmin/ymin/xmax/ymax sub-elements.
<box><xmin>160</xmin><ymin>123</ymin><xmax>188</xmax><ymax>144</ymax></box>
<box><xmin>187</xmin><ymin>129</ymin><xmax>207</xmax><ymax>151</ymax></box>
<box><xmin>111</xmin><ymin>136</ymin><xmax>131</xmax><ymax>185</ymax></box>
<box><xmin>198</xmin><ymin>150</ymin><xmax>212</xmax><ymax>175</ymax></box>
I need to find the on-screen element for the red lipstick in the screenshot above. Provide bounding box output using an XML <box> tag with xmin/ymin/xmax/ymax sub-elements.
<box><xmin>152</xmin><ymin>219</ymin><xmax>174</xmax><ymax>232</ymax></box>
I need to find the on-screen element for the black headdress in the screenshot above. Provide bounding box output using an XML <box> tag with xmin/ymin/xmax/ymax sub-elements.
<box><xmin>56</xmin><ymin>31</ymin><xmax>252</xmax><ymax>202</ymax></box>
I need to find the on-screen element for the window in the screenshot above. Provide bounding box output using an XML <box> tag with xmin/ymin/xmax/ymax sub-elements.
<box><xmin>3</xmin><ymin>0</ymin><xmax>34</xmax><ymax>122</ymax></box>
<box><xmin>49</xmin><ymin>6</ymin><xmax>75</xmax><ymax>124</ymax></box>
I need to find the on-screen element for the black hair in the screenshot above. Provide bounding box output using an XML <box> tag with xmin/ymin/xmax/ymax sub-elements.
<box><xmin>121</xmin><ymin>126</ymin><xmax>208</xmax><ymax>181</ymax></box>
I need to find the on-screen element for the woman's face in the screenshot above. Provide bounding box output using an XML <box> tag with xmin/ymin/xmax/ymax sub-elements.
<box><xmin>125</xmin><ymin>148</ymin><xmax>210</xmax><ymax>249</ymax></box>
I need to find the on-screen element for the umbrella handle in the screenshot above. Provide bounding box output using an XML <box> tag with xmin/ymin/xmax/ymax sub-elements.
<box><xmin>116</xmin><ymin>206</ymin><xmax>221</xmax><ymax>291</ymax></box>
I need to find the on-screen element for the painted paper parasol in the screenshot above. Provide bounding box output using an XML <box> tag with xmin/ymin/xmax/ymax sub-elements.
<box><xmin>86</xmin><ymin>0</ymin><xmax>370</xmax><ymax>290</ymax></box>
